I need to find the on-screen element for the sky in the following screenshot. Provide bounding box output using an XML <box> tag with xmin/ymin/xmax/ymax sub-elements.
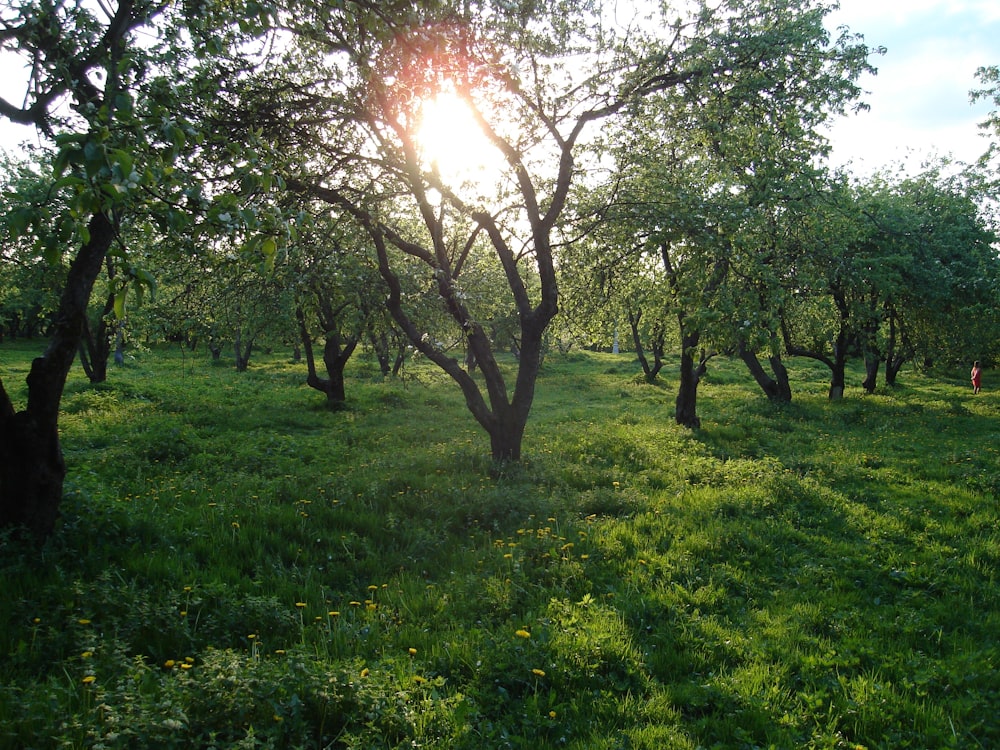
<box><xmin>821</xmin><ymin>0</ymin><xmax>1000</xmax><ymax>174</ymax></box>
<box><xmin>1</xmin><ymin>1</ymin><xmax>999</xmax><ymax>175</ymax></box>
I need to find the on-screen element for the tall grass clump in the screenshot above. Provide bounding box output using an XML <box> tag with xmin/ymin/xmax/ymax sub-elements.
<box><xmin>0</xmin><ymin>341</ymin><xmax>997</xmax><ymax>748</ymax></box>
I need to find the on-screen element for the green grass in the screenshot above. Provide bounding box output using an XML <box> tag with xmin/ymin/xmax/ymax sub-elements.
<box><xmin>0</xmin><ymin>340</ymin><xmax>997</xmax><ymax>749</ymax></box>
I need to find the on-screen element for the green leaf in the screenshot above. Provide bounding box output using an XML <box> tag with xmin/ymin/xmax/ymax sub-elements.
<box><xmin>113</xmin><ymin>288</ymin><xmax>127</xmax><ymax>320</ymax></box>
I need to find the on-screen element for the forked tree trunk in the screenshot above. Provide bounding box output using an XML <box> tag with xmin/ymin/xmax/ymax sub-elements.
<box><xmin>628</xmin><ymin>306</ymin><xmax>665</xmax><ymax>383</ymax></box>
<box><xmin>738</xmin><ymin>340</ymin><xmax>791</xmax><ymax>402</ymax></box>
<box><xmin>0</xmin><ymin>212</ymin><xmax>116</xmax><ymax>539</ymax></box>
<box><xmin>296</xmin><ymin>306</ymin><xmax>358</xmax><ymax>407</ymax></box>
<box><xmin>78</xmin><ymin>292</ymin><xmax>115</xmax><ymax>384</ymax></box>
<box><xmin>884</xmin><ymin>311</ymin><xmax>908</xmax><ymax>386</ymax></box>
<box><xmin>675</xmin><ymin>326</ymin><xmax>703</xmax><ymax>428</ymax></box>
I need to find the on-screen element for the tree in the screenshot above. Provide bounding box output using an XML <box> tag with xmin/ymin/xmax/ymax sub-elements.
<box><xmin>0</xmin><ymin>0</ymin><xmax>276</xmax><ymax>538</ymax></box>
<box><xmin>290</xmin><ymin>219</ymin><xmax>382</xmax><ymax>407</ymax></box>
<box><xmin>256</xmin><ymin>0</ymin><xmax>874</xmax><ymax>456</ymax></box>
<box><xmin>586</xmin><ymin>0</ymin><xmax>874</xmax><ymax>422</ymax></box>
<box><xmin>0</xmin><ymin>152</ymin><xmax>65</xmax><ymax>342</ymax></box>
<box><xmin>779</xmin><ymin>165</ymin><xmax>999</xmax><ymax>396</ymax></box>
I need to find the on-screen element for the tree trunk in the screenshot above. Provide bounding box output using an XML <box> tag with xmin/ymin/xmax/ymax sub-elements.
<box><xmin>861</xmin><ymin>354</ymin><xmax>879</xmax><ymax>394</ymax></box>
<box><xmin>738</xmin><ymin>340</ymin><xmax>792</xmax><ymax>402</ymax></box>
<box><xmin>296</xmin><ymin>306</ymin><xmax>357</xmax><ymax>407</ymax></box>
<box><xmin>78</xmin><ymin>293</ymin><xmax>114</xmax><ymax>384</ymax></box>
<box><xmin>0</xmin><ymin>212</ymin><xmax>116</xmax><ymax>539</ymax></box>
<box><xmin>884</xmin><ymin>310</ymin><xmax>908</xmax><ymax>386</ymax></box>
<box><xmin>234</xmin><ymin>330</ymin><xmax>253</xmax><ymax>372</ymax></box>
<box><xmin>113</xmin><ymin>326</ymin><xmax>125</xmax><ymax>366</ymax></box>
<box><xmin>675</xmin><ymin>325</ymin><xmax>703</xmax><ymax>428</ymax></box>
<box><xmin>829</xmin><ymin>359</ymin><xmax>846</xmax><ymax>399</ymax></box>
<box><xmin>628</xmin><ymin>306</ymin><xmax>664</xmax><ymax>383</ymax></box>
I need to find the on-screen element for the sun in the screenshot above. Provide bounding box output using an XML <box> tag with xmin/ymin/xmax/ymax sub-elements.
<box><xmin>414</xmin><ymin>89</ymin><xmax>505</xmax><ymax>190</ymax></box>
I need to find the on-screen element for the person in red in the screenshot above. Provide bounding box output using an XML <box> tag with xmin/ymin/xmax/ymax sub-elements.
<box><xmin>971</xmin><ymin>361</ymin><xmax>982</xmax><ymax>394</ymax></box>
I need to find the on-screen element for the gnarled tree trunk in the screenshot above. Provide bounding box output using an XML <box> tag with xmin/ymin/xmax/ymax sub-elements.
<box><xmin>0</xmin><ymin>212</ymin><xmax>115</xmax><ymax>539</ymax></box>
<box><xmin>738</xmin><ymin>340</ymin><xmax>791</xmax><ymax>402</ymax></box>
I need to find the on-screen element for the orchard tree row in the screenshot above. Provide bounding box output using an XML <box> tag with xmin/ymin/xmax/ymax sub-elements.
<box><xmin>1</xmin><ymin>0</ymin><xmax>998</xmax><ymax>539</ymax></box>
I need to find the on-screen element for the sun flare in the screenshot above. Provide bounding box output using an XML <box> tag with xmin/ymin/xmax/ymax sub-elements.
<box><xmin>414</xmin><ymin>90</ymin><xmax>505</xmax><ymax>189</ymax></box>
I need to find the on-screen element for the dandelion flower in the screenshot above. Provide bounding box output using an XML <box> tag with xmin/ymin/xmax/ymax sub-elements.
<box><xmin>329</xmin><ymin>611</ymin><xmax>340</xmax><ymax>617</ymax></box>
<box><xmin>180</xmin><ymin>663</ymin><xmax>192</xmax><ymax>670</ymax></box>
<box><xmin>515</xmin><ymin>629</ymin><xmax>531</xmax><ymax>639</ymax></box>
<box><xmin>77</xmin><ymin>619</ymin><xmax>91</xmax><ymax>625</ymax></box>
<box><xmin>82</xmin><ymin>675</ymin><xmax>96</xmax><ymax>684</ymax></box>
<box><xmin>295</xmin><ymin>602</ymin><xmax>307</xmax><ymax>609</ymax></box>
<box><xmin>408</xmin><ymin>648</ymin><xmax>417</xmax><ymax>656</ymax></box>
<box><xmin>549</xmin><ymin>710</ymin><xmax>557</xmax><ymax>719</ymax></box>
<box><xmin>360</xmin><ymin>668</ymin><xmax>370</xmax><ymax>678</ymax></box>
<box><xmin>413</xmin><ymin>675</ymin><xmax>426</xmax><ymax>685</ymax></box>
<box><xmin>531</xmin><ymin>668</ymin><xmax>546</xmax><ymax>677</ymax></box>
<box><xmin>81</xmin><ymin>651</ymin><xmax>93</xmax><ymax>659</ymax></box>
<box><xmin>164</xmin><ymin>660</ymin><xmax>176</xmax><ymax>668</ymax></box>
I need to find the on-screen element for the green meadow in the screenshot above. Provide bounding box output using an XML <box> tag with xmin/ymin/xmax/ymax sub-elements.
<box><xmin>0</xmin><ymin>342</ymin><xmax>997</xmax><ymax>749</ymax></box>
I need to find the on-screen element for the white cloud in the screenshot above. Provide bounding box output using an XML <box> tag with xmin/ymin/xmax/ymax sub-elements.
<box><xmin>824</xmin><ymin>0</ymin><xmax>999</xmax><ymax>174</ymax></box>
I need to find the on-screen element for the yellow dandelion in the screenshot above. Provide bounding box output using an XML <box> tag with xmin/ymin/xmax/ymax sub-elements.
<box><xmin>164</xmin><ymin>660</ymin><xmax>176</xmax><ymax>668</ymax></box>
<box><xmin>328</xmin><ymin>611</ymin><xmax>340</xmax><ymax>617</ymax></box>
<box><xmin>580</xmin><ymin>554</ymin><xmax>589</xmax><ymax>560</ymax></box>
<box><xmin>367</xmin><ymin>585</ymin><xmax>378</xmax><ymax>591</ymax></box>
<box><xmin>82</xmin><ymin>675</ymin><xmax>96</xmax><ymax>684</ymax></box>
<box><xmin>637</xmin><ymin>559</ymin><xmax>647</xmax><ymax>565</ymax></box>
<box><xmin>184</xmin><ymin>657</ymin><xmax>194</xmax><ymax>663</ymax></box>
<box><xmin>503</xmin><ymin>553</ymin><xmax>513</xmax><ymax>559</ymax></box>
<box><xmin>180</xmin><ymin>662</ymin><xmax>193</xmax><ymax>670</ymax></box>
<box><xmin>515</xmin><ymin>629</ymin><xmax>531</xmax><ymax>639</ymax></box>
<box><xmin>360</xmin><ymin>668</ymin><xmax>370</xmax><ymax>678</ymax></box>
<box><xmin>531</xmin><ymin>668</ymin><xmax>546</xmax><ymax>677</ymax></box>
<box><xmin>549</xmin><ymin>710</ymin><xmax>557</xmax><ymax>719</ymax></box>
<box><xmin>275</xmin><ymin>649</ymin><xmax>286</xmax><ymax>655</ymax></box>
<box><xmin>413</xmin><ymin>675</ymin><xmax>426</xmax><ymax>685</ymax></box>
<box><xmin>81</xmin><ymin>651</ymin><xmax>93</xmax><ymax>659</ymax></box>
<box><xmin>408</xmin><ymin>648</ymin><xmax>417</xmax><ymax>656</ymax></box>
<box><xmin>295</xmin><ymin>602</ymin><xmax>307</xmax><ymax>609</ymax></box>
<box><xmin>349</xmin><ymin>601</ymin><xmax>361</xmax><ymax>607</ymax></box>
<box><xmin>180</xmin><ymin>611</ymin><xmax>188</xmax><ymax>617</ymax></box>
<box><xmin>77</xmin><ymin>618</ymin><xmax>91</xmax><ymax>625</ymax></box>
<box><xmin>32</xmin><ymin>617</ymin><xmax>40</xmax><ymax>624</ymax></box>
<box><xmin>273</xmin><ymin>714</ymin><xmax>284</xmax><ymax>722</ymax></box>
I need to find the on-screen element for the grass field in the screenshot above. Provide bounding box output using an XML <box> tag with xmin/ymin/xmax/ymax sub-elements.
<box><xmin>0</xmin><ymin>340</ymin><xmax>997</xmax><ymax>749</ymax></box>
